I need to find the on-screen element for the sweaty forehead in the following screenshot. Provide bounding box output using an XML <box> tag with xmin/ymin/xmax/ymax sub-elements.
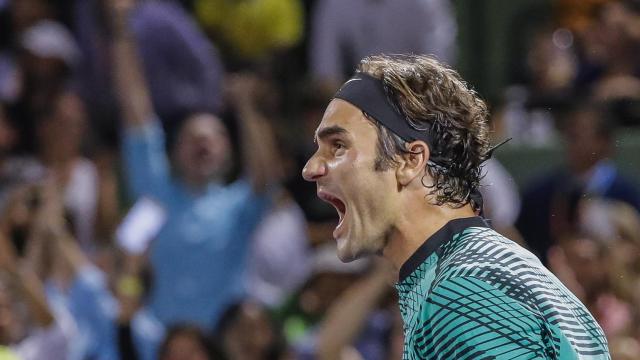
<box><xmin>316</xmin><ymin>99</ymin><xmax>375</xmax><ymax>139</ymax></box>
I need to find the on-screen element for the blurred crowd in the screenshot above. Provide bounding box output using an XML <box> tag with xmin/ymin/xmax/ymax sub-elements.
<box><xmin>0</xmin><ymin>0</ymin><xmax>639</xmax><ymax>359</ymax></box>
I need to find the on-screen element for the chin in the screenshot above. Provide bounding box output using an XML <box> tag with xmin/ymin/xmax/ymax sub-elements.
<box><xmin>336</xmin><ymin>250</ymin><xmax>357</xmax><ymax>263</ymax></box>
<box><xmin>336</xmin><ymin>238</ymin><xmax>369</xmax><ymax>263</ymax></box>
<box><xmin>336</xmin><ymin>238</ymin><xmax>358</xmax><ymax>263</ymax></box>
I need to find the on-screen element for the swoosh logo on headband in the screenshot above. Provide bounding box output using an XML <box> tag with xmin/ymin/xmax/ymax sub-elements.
<box><xmin>338</xmin><ymin>77</ymin><xmax>361</xmax><ymax>92</ymax></box>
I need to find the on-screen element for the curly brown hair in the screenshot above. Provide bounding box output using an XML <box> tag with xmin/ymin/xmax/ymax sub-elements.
<box><xmin>357</xmin><ymin>54</ymin><xmax>491</xmax><ymax>208</ymax></box>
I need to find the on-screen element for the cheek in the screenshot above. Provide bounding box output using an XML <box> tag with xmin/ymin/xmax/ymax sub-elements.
<box><xmin>212</xmin><ymin>137</ymin><xmax>230</xmax><ymax>157</ymax></box>
<box><xmin>174</xmin><ymin>145</ymin><xmax>197</xmax><ymax>174</ymax></box>
<box><xmin>175</xmin><ymin>145</ymin><xmax>190</xmax><ymax>163</ymax></box>
<box><xmin>328</xmin><ymin>148</ymin><xmax>374</xmax><ymax>184</ymax></box>
<box><xmin>350</xmin><ymin>174</ymin><xmax>395</xmax><ymax>228</ymax></box>
<box><xmin>68</xmin><ymin>123</ymin><xmax>85</xmax><ymax>139</ymax></box>
<box><xmin>364</xmin><ymin>180</ymin><xmax>399</xmax><ymax>234</ymax></box>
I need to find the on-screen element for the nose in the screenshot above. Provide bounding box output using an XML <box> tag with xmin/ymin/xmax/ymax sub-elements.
<box><xmin>302</xmin><ymin>153</ymin><xmax>327</xmax><ymax>182</ymax></box>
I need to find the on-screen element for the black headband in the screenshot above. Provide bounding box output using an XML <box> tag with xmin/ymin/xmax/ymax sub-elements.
<box><xmin>333</xmin><ymin>72</ymin><xmax>511</xmax><ymax>217</ymax></box>
<box><xmin>334</xmin><ymin>72</ymin><xmax>436</xmax><ymax>145</ymax></box>
<box><xmin>334</xmin><ymin>72</ymin><xmax>452</xmax><ymax>165</ymax></box>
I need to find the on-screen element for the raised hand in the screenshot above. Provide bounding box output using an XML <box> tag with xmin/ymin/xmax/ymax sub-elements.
<box><xmin>106</xmin><ymin>0</ymin><xmax>136</xmax><ymax>19</ymax></box>
<box><xmin>0</xmin><ymin>228</ymin><xmax>18</xmax><ymax>274</ymax></box>
<box><xmin>225</xmin><ymin>73</ymin><xmax>262</xmax><ymax>111</ymax></box>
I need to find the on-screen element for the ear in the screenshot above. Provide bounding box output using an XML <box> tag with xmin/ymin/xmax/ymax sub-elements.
<box><xmin>396</xmin><ymin>141</ymin><xmax>429</xmax><ymax>186</ymax></box>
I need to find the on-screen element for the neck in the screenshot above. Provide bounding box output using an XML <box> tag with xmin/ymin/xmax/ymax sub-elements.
<box><xmin>182</xmin><ymin>175</ymin><xmax>217</xmax><ymax>194</ymax></box>
<box><xmin>382</xmin><ymin>199</ymin><xmax>476</xmax><ymax>270</ymax></box>
<box><xmin>184</xmin><ymin>180</ymin><xmax>207</xmax><ymax>194</ymax></box>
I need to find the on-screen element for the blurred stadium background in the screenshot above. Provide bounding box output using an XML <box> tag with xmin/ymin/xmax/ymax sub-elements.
<box><xmin>0</xmin><ymin>0</ymin><xmax>639</xmax><ymax>359</ymax></box>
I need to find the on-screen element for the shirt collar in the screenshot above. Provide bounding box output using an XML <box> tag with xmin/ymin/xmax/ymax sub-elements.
<box><xmin>398</xmin><ymin>216</ymin><xmax>491</xmax><ymax>282</ymax></box>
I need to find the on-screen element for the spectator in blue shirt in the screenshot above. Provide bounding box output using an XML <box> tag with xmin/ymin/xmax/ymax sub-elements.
<box><xmin>110</xmin><ymin>0</ymin><xmax>281</xmax><ymax>335</ymax></box>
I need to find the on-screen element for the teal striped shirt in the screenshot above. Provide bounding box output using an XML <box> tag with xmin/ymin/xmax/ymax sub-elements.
<box><xmin>396</xmin><ymin>217</ymin><xmax>609</xmax><ymax>359</ymax></box>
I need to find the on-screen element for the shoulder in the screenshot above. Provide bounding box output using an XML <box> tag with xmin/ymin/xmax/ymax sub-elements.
<box><xmin>434</xmin><ymin>228</ymin><xmax>544</xmax><ymax>299</ymax></box>
<box><xmin>437</xmin><ymin>226</ymin><xmax>527</xmax><ymax>271</ymax></box>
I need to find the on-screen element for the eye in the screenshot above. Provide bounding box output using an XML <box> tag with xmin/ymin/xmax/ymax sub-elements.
<box><xmin>331</xmin><ymin>140</ymin><xmax>347</xmax><ymax>156</ymax></box>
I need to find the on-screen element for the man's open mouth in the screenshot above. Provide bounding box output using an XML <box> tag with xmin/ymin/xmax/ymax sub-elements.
<box><xmin>318</xmin><ymin>191</ymin><xmax>347</xmax><ymax>236</ymax></box>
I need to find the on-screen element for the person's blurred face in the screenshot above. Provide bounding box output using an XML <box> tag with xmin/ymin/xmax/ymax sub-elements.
<box><xmin>161</xmin><ymin>333</ymin><xmax>209</xmax><ymax>360</ymax></box>
<box><xmin>526</xmin><ymin>31</ymin><xmax>577</xmax><ymax>91</ymax></box>
<box><xmin>302</xmin><ymin>100</ymin><xmax>400</xmax><ymax>262</ymax></box>
<box><xmin>563</xmin><ymin>110</ymin><xmax>609</xmax><ymax>174</ymax></box>
<box><xmin>173</xmin><ymin>114</ymin><xmax>231</xmax><ymax>187</ymax></box>
<box><xmin>37</xmin><ymin>92</ymin><xmax>86</xmax><ymax>161</ymax></box>
<box><xmin>596</xmin><ymin>2</ymin><xmax>635</xmax><ymax>58</ymax></box>
<box><xmin>580</xmin><ymin>2</ymin><xmax>637</xmax><ymax>67</ymax></box>
<box><xmin>223</xmin><ymin>302</ymin><xmax>275</xmax><ymax>359</ymax></box>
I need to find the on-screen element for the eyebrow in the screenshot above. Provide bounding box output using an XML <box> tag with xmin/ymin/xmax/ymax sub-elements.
<box><xmin>314</xmin><ymin>126</ymin><xmax>348</xmax><ymax>143</ymax></box>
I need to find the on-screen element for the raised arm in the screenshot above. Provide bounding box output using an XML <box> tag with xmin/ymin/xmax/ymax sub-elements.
<box><xmin>25</xmin><ymin>180</ymin><xmax>86</xmax><ymax>284</ymax></box>
<box><xmin>316</xmin><ymin>261</ymin><xmax>394</xmax><ymax>360</ymax></box>
<box><xmin>109</xmin><ymin>0</ymin><xmax>154</xmax><ymax>129</ymax></box>
<box><xmin>108</xmin><ymin>0</ymin><xmax>171</xmax><ymax>200</ymax></box>
<box><xmin>227</xmin><ymin>74</ymin><xmax>282</xmax><ymax>193</ymax></box>
<box><xmin>0</xmin><ymin>221</ymin><xmax>55</xmax><ymax>328</ymax></box>
<box><xmin>25</xmin><ymin>180</ymin><xmax>120</xmax><ymax>360</ymax></box>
